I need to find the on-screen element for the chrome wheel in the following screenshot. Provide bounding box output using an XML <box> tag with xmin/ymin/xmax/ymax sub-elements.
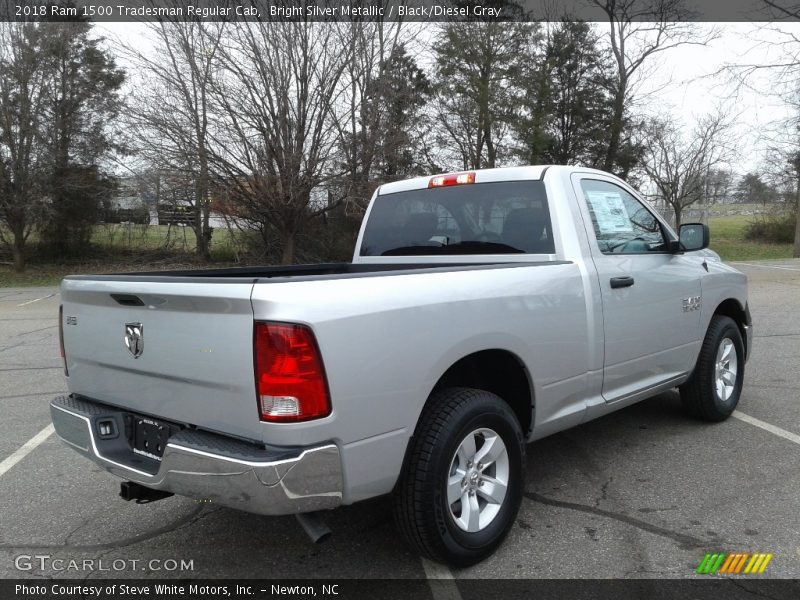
<box><xmin>447</xmin><ymin>428</ymin><xmax>509</xmax><ymax>533</ymax></box>
<box><xmin>715</xmin><ymin>337</ymin><xmax>738</xmax><ymax>402</ymax></box>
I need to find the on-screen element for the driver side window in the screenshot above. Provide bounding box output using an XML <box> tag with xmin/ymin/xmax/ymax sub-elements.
<box><xmin>580</xmin><ymin>179</ymin><xmax>667</xmax><ymax>254</ymax></box>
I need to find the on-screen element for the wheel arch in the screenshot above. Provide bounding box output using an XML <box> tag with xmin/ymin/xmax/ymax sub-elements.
<box><xmin>712</xmin><ymin>298</ymin><xmax>750</xmax><ymax>358</ymax></box>
<box><xmin>429</xmin><ymin>349</ymin><xmax>534</xmax><ymax>437</ymax></box>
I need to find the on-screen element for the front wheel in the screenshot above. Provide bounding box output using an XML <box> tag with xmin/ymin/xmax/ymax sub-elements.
<box><xmin>393</xmin><ymin>387</ymin><xmax>525</xmax><ymax>567</ymax></box>
<box><xmin>680</xmin><ymin>315</ymin><xmax>745</xmax><ymax>422</ymax></box>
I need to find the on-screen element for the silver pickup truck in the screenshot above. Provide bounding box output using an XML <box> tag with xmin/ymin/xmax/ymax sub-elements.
<box><xmin>51</xmin><ymin>165</ymin><xmax>751</xmax><ymax>566</ymax></box>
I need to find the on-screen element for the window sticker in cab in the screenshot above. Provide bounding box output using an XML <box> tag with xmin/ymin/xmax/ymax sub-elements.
<box><xmin>585</xmin><ymin>190</ymin><xmax>633</xmax><ymax>234</ymax></box>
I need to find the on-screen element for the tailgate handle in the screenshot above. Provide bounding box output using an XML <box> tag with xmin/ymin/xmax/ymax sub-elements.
<box><xmin>610</xmin><ymin>276</ymin><xmax>635</xmax><ymax>289</ymax></box>
<box><xmin>110</xmin><ymin>294</ymin><xmax>145</xmax><ymax>306</ymax></box>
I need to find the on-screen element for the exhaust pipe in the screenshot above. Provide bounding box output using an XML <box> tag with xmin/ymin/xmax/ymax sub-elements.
<box><xmin>119</xmin><ymin>481</ymin><xmax>174</xmax><ymax>504</ymax></box>
<box><xmin>295</xmin><ymin>512</ymin><xmax>332</xmax><ymax>544</ymax></box>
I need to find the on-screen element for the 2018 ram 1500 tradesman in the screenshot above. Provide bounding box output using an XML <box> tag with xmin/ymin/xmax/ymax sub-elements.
<box><xmin>51</xmin><ymin>165</ymin><xmax>751</xmax><ymax>566</ymax></box>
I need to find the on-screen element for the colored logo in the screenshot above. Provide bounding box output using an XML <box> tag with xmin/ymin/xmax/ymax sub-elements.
<box><xmin>696</xmin><ymin>552</ymin><xmax>773</xmax><ymax>575</ymax></box>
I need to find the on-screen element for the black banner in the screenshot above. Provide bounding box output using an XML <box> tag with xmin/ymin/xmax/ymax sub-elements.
<box><xmin>0</xmin><ymin>0</ymin><xmax>798</xmax><ymax>23</ymax></box>
<box><xmin>3</xmin><ymin>579</ymin><xmax>800</xmax><ymax>600</ymax></box>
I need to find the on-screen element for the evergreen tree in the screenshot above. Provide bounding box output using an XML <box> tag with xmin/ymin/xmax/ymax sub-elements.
<box><xmin>39</xmin><ymin>18</ymin><xmax>125</xmax><ymax>255</ymax></box>
<box><xmin>0</xmin><ymin>23</ymin><xmax>49</xmax><ymax>272</ymax></box>
<box><xmin>372</xmin><ymin>45</ymin><xmax>431</xmax><ymax>180</ymax></box>
<box><xmin>432</xmin><ymin>1</ymin><xmax>540</xmax><ymax>170</ymax></box>
<box><xmin>517</xmin><ymin>21</ymin><xmax>615</xmax><ymax>167</ymax></box>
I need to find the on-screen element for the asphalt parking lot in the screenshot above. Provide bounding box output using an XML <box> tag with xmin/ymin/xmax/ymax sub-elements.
<box><xmin>1</xmin><ymin>259</ymin><xmax>799</xmax><ymax>586</ymax></box>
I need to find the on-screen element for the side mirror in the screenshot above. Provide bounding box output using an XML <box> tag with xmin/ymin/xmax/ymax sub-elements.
<box><xmin>679</xmin><ymin>223</ymin><xmax>710</xmax><ymax>252</ymax></box>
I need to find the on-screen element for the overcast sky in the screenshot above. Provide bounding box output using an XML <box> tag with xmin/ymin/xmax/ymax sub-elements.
<box><xmin>97</xmin><ymin>21</ymin><xmax>800</xmax><ymax>176</ymax></box>
<box><xmin>632</xmin><ymin>22</ymin><xmax>799</xmax><ymax>173</ymax></box>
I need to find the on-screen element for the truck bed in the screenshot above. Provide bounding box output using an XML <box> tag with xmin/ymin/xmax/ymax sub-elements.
<box><xmin>60</xmin><ymin>259</ymin><xmax>567</xmax><ymax>445</ymax></box>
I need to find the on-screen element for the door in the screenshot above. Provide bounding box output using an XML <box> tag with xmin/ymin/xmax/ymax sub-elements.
<box><xmin>571</xmin><ymin>175</ymin><xmax>703</xmax><ymax>402</ymax></box>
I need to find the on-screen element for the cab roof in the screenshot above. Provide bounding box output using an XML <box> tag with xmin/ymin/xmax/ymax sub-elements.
<box><xmin>378</xmin><ymin>165</ymin><xmax>551</xmax><ymax>196</ymax></box>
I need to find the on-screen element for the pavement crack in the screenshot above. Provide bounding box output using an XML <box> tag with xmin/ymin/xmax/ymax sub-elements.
<box><xmin>524</xmin><ymin>491</ymin><xmax>710</xmax><ymax>549</ymax></box>
<box><xmin>82</xmin><ymin>546</ymin><xmax>118</xmax><ymax>581</ymax></box>
<box><xmin>728</xmin><ymin>579</ymin><xmax>793</xmax><ymax>600</ymax></box>
<box><xmin>0</xmin><ymin>366</ymin><xmax>62</xmax><ymax>372</ymax></box>
<box><xmin>595</xmin><ymin>476</ymin><xmax>612</xmax><ymax>508</ymax></box>
<box><xmin>0</xmin><ymin>342</ymin><xmax>25</xmax><ymax>353</ymax></box>
<box><xmin>621</xmin><ymin>567</ymin><xmax>674</xmax><ymax>577</ymax></box>
<box><xmin>0</xmin><ymin>391</ymin><xmax>65</xmax><ymax>400</ymax></box>
<box><xmin>14</xmin><ymin>325</ymin><xmax>57</xmax><ymax>337</ymax></box>
<box><xmin>744</xmin><ymin>383</ymin><xmax>800</xmax><ymax>392</ymax></box>
<box><xmin>0</xmin><ymin>505</ymin><xmax>206</xmax><ymax>552</ymax></box>
<box><xmin>63</xmin><ymin>518</ymin><xmax>91</xmax><ymax>546</ymax></box>
<box><xmin>754</xmin><ymin>332</ymin><xmax>800</xmax><ymax>339</ymax></box>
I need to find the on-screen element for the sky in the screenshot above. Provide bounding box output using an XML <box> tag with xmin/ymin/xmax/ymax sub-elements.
<box><xmin>630</xmin><ymin>23</ymin><xmax>798</xmax><ymax>173</ymax></box>
<box><xmin>96</xmin><ymin>21</ymin><xmax>800</xmax><ymax>177</ymax></box>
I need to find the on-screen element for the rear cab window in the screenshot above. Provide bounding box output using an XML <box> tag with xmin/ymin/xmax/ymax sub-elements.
<box><xmin>360</xmin><ymin>181</ymin><xmax>555</xmax><ymax>256</ymax></box>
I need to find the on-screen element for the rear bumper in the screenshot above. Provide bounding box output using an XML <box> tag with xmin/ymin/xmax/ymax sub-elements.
<box><xmin>50</xmin><ymin>395</ymin><xmax>343</xmax><ymax>515</ymax></box>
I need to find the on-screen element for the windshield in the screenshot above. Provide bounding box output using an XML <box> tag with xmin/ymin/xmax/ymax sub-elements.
<box><xmin>360</xmin><ymin>181</ymin><xmax>555</xmax><ymax>256</ymax></box>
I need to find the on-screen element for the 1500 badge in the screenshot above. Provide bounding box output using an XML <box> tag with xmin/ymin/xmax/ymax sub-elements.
<box><xmin>683</xmin><ymin>296</ymin><xmax>701</xmax><ymax>312</ymax></box>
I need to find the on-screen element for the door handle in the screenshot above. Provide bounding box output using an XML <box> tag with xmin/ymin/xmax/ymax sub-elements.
<box><xmin>610</xmin><ymin>276</ymin><xmax>635</xmax><ymax>289</ymax></box>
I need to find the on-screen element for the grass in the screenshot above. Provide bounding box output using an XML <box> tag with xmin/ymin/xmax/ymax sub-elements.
<box><xmin>708</xmin><ymin>215</ymin><xmax>794</xmax><ymax>262</ymax></box>
<box><xmin>0</xmin><ymin>255</ymin><xmax>241</xmax><ymax>288</ymax></box>
<box><xmin>0</xmin><ymin>224</ymin><xmax>247</xmax><ymax>287</ymax></box>
<box><xmin>1</xmin><ymin>216</ymin><xmax>795</xmax><ymax>287</ymax></box>
<box><xmin>90</xmin><ymin>223</ymin><xmax>240</xmax><ymax>257</ymax></box>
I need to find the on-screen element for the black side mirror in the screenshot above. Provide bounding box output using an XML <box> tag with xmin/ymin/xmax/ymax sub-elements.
<box><xmin>679</xmin><ymin>223</ymin><xmax>710</xmax><ymax>252</ymax></box>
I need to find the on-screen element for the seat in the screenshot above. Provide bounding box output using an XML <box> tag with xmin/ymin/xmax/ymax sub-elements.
<box><xmin>402</xmin><ymin>213</ymin><xmax>439</xmax><ymax>245</ymax></box>
<box><xmin>501</xmin><ymin>207</ymin><xmax>552</xmax><ymax>253</ymax></box>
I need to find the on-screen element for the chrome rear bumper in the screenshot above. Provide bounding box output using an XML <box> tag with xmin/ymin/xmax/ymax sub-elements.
<box><xmin>50</xmin><ymin>395</ymin><xmax>342</xmax><ymax>515</ymax></box>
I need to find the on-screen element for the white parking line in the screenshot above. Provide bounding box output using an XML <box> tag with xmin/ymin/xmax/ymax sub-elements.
<box><xmin>421</xmin><ymin>557</ymin><xmax>462</xmax><ymax>600</ymax></box>
<box><xmin>732</xmin><ymin>262</ymin><xmax>800</xmax><ymax>272</ymax></box>
<box><xmin>16</xmin><ymin>293</ymin><xmax>57</xmax><ymax>307</ymax></box>
<box><xmin>733</xmin><ymin>411</ymin><xmax>800</xmax><ymax>446</ymax></box>
<box><xmin>0</xmin><ymin>424</ymin><xmax>54</xmax><ymax>478</ymax></box>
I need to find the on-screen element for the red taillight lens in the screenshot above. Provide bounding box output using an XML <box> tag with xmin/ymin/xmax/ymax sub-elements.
<box><xmin>428</xmin><ymin>171</ymin><xmax>476</xmax><ymax>188</ymax></box>
<box><xmin>254</xmin><ymin>322</ymin><xmax>330</xmax><ymax>422</ymax></box>
<box><xmin>58</xmin><ymin>304</ymin><xmax>68</xmax><ymax>376</ymax></box>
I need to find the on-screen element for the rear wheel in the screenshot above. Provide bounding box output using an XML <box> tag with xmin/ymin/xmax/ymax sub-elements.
<box><xmin>393</xmin><ymin>387</ymin><xmax>525</xmax><ymax>567</ymax></box>
<box><xmin>680</xmin><ymin>315</ymin><xmax>744</xmax><ymax>422</ymax></box>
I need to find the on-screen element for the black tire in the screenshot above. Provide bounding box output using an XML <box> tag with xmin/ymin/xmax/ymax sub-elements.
<box><xmin>680</xmin><ymin>315</ymin><xmax>745</xmax><ymax>422</ymax></box>
<box><xmin>393</xmin><ymin>387</ymin><xmax>525</xmax><ymax>567</ymax></box>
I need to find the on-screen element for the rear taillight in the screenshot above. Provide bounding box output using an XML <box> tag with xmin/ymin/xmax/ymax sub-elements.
<box><xmin>254</xmin><ymin>322</ymin><xmax>330</xmax><ymax>422</ymax></box>
<box><xmin>58</xmin><ymin>304</ymin><xmax>68</xmax><ymax>376</ymax></box>
<box><xmin>429</xmin><ymin>171</ymin><xmax>476</xmax><ymax>188</ymax></box>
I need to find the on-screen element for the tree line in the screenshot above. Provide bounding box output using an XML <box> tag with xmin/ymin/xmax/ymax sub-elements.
<box><xmin>2</xmin><ymin>0</ymin><xmax>792</xmax><ymax>272</ymax></box>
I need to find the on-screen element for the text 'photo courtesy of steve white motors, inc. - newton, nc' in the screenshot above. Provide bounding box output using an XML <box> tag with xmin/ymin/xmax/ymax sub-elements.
<box><xmin>9</xmin><ymin>2</ymin><xmax>505</xmax><ymax>20</ymax></box>
<box><xmin>14</xmin><ymin>583</ymin><xmax>341</xmax><ymax>598</ymax></box>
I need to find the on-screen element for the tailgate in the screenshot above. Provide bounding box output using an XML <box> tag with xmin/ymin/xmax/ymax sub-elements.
<box><xmin>60</xmin><ymin>278</ymin><xmax>262</xmax><ymax>442</ymax></box>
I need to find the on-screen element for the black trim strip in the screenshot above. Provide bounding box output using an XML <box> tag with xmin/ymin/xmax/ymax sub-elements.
<box><xmin>63</xmin><ymin>260</ymin><xmax>574</xmax><ymax>285</ymax></box>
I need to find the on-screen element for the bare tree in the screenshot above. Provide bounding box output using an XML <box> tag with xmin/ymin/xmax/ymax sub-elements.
<box><xmin>592</xmin><ymin>0</ymin><xmax>716</xmax><ymax>174</ymax></box>
<box><xmin>339</xmin><ymin>20</ymin><xmax>402</xmax><ymax>208</ymax></box>
<box><xmin>757</xmin><ymin>116</ymin><xmax>800</xmax><ymax>256</ymax></box>
<box><xmin>212</xmin><ymin>21</ymin><xmax>354</xmax><ymax>264</ymax></box>
<box><xmin>120</xmin><ymin>20</ymin><xmax>223</xmax><ymax>261</ymax></box>
<box><xmin>0</xmin><ymin>23</ymin><xmax>49</xmax><ymax>272</ymax></box>
<box><xmin>721</xmin><ymin>9</ymin><xmax>800</xmax><ymax>256</ymax></box>
<box><xmin>640</xmin><ymin>110</ymin><xmax>734</xmax><ymax>227</ymax></box>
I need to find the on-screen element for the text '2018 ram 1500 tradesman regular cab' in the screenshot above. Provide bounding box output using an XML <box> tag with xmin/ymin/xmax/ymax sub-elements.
<box><xmin>51</xmin><ymin>165</ymin><xmax>751</xmax><ymax>566</ymax></box>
